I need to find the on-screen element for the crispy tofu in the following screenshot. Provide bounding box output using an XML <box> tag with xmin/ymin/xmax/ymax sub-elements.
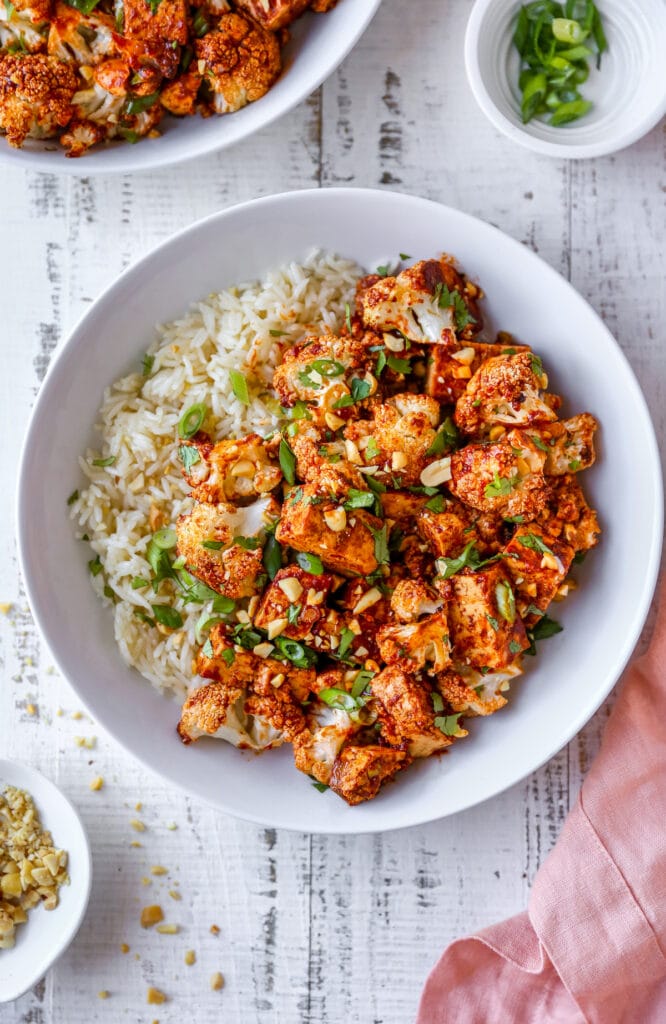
<box><xmin>536</xmin><ymin>474</ymin><xmax>601</xmax><ymax>553</ymax></box>
<box><xmin>360</xmin><ymin>258</ymin><xmax>481</xmax><ymax>345</ymax></box>
<box><xmin>329</xmin><ymin>745</ymin><xmax>410</xmax><ymax>805</ymax></box>
<box><xmin>253</xmin><ymin>566</ymin><xmax>335</xmax><ymax>641</ymax></box>
<box><xmin>533</xmin><ymin>413</ymin><xmax>598</xmax><ymax>475</ymax></box>
<box><xmin>449</xmin><ymin>430</ymin><xmax>548</xmax><ymax>519</ymax></box>
<box><xmin>180</xmin><ymin>433</ymin><xmax>282</xmax><ymax>505</ymax></box>
<box><xmin>371</xmin><ymin>666</ymin><xmax>455</xmax><ymax>757</ymax></box>
<box><xmin>426</xmin><ymin>341</ymin><xmax>531</xmax><ymax>404</ymax></box>
<box><xmin>233</xmin><ymin>0</ymin><xmax>310</xmax><ymax>30</ymax></box>
<box><xmin>175</xmin><ymin>501</ymin><xmax>265</xmax><ymax>599</ymax></box>
<box><xmin>417</xmin><ymin>506</ymin><xmax>477</xmax><ymax>559</ymax></box>
<box><xmin>448</xmin><ymin>565</ymin><xmax>529</xmax><ymax>671</ymax></box>
<box><xmin>376</xmin><ymin>609</ymin><xmax>452</xmax><ymax>674</ymax></box>
<box><xmin>503</xmin><ymin>525</ymin><xmax>575</xmax><ymax>619</ymax></box>
<box><xmin>454</xmin><ymin>352</ymin><xmax>558</xmax><ymax>436</ymax></box>
<box><xmin>379</xmin><ymin>491</ymin><xmax>429</xmax><ymax>523</ymax></box>
<box><xmin>292</xmin><ymin>701</ymin><xmax>359</xmax><ymax>785</ymax></box>
<box><xmin>195</xmin><ymin>623</ymin><xmax>260</xmax><ymax>684</ymax></box>
<box><xmin>254</xmin><ymin>659</ymin><xmax>315</xmax><ymax>704</ymax></box>
<box><xmin>275</xmin><ymin>477</ymin><xmax>382</xmax><ymax>577</ymax></box>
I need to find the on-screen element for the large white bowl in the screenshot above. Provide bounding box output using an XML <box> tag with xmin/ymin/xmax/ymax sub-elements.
<box><xmin>0</xmin><ymin>0</ymin><xmax>381</xmax><ymax>174</ymax></box>
<box><xmin>17</xmin><ymin>188</ymin><xmax>663</xmax><ymax>833</ymax></box>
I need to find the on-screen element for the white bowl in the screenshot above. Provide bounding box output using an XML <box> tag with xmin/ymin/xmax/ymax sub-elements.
<box><xmin>17</xmin><ymin>188</ymin><xmax>663</xmax><ymax>834</ymax></box>
<box><xmin>0</xmin><ymin>760</ymin><xmax>92</xmax><ymax>1003</ymax></box>
<box><xmin>465</xmin><ymin>0</ymin><xmax>666</xmax><ymax>159</ymax></box>
<box><xmin>0</xmin><ymin>0</ymin><xmax>381</xmax><ymax>175</ymax></box>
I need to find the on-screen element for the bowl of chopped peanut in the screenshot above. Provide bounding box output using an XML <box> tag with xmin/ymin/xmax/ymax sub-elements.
<box><xmin>0</xmin><ymin>760</ymin><xmax>91</xmax><ymax>1003</ymax></box>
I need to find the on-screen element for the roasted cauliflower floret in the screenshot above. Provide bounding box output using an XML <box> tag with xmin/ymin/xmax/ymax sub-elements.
<box><xmin>292</xmin><ymin>701</ymin><xmax>359</xmax><ymax>785</ymax></box>
<box><xmin>275</xmin><ymin>471</ymin><xmax>383</xmax><ymax>577</ymax></box>
<box><xmin>389</xmin><ymin>579</ymin><xmax>443</xmax><ymax>622</ymax></box>
<box><xmin>0</xmin><ymin>0</ymin><xmax>50</xmax><ymax>53</ymax></box>
<box><xmin>176</xmin><ymin>498</ymin><xmax>275</xmax><ymax>599</ymax></box>
<box><xmin>180</xmin><ymin>432</ymin><xmax>282</xmax><ymax>505</ymax></box>
<box><xmin>426</xmin><ymin>340</ymin><xmax>531</xmax><ymax>404</ymax></box>
<box><xmin>253</xmin><ymin>565</ymin><xmax>335</xmax><ymax>641</ymax></box>
<box><xmin>502</xmin><ymin>525</ymin><xmax>575</xmax><ymax>619</ymax></box>
<box><xmin>536</xmin><ymin>474</ymin><xmax>600</xmax><ymax>554</ymax></box>
<box><xmin>272</xmin><ymin>333</ymin><xmax>376</xmax><ymax>421</ymax></box>
<box><xmin>377</xmin><ymin>609</ymin><xmax>452</xmax><ymax>674</ymax></box>
<box><xmin>448</xmin><ymin>565</ymin><xmax>529</xmax><ymax>671</ymax></box>
<box><xmin>371</xmin><ymin>666</ymin><xmax>461</xmax><ymax>756</ymax></box>
<box><xmin>0</xmin><ymin>53</ymin><xmax>76</xmax><ymax>146</ymax></box>
<box><xmin>329</xmin><ymin>745</ymin><xmax>410</xmax><ymax>805</ymax></box>
<box><xmin>357</xmin><ymin>393</ymin><xmax>441</xmax><ymax>487</ymax></box>
<box><xmin>449</xmin><ymin>429</ymin><xmax>548</xmax><ymax>519</ymax></box>
<box><xmin>120</xmin><ymin>0</ymin><xmax>187</xmax><ymax>77</ymax></box>
<box><xmin>159</xmin><ymin>66</ymin><xmax>202</xmax><ymax>115</ymax></box>
<box><xmin>233</xmin><ymin>0</ymin><xmax>310</xmax><ymax>30</ymax></box>
<box><xmin>437</xmin><ymin>666</ymin><xmax>522</xmax><ymax>717</ymax></box>
<box><xmin>47</xmin><ymin>3</ymin><xmax>117</xmax><ymax>65</ymax></box>
<box><xmin>196</xmin><ymin>11</ymin><xmax>281</xmax><ymax>116</ymax></box>
<box><xmin>360</xmin><ymin>258</ymin><xmax>481</xmax><ymax>345</ymax></box>
<box><xmin>454</xmin><ymin>352</ymin><xmax>558</xmax><ymax>436</ymax></box>
<box><xmin>533</xmin><ymin>413</ymin><xmax>598</xmax><ymax>476</ymax></box>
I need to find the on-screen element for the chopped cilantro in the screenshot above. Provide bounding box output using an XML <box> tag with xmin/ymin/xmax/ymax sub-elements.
<box><xmin>142</xmin><ymin>353</ymin><xmax>155</xmax><ymax>376</ymax></box>
<box><xmin>279</xmin><ymin>437</ymin><xmax>296</xmax><ymax>485</ymax></box>
<box><xmin>295</xmin><ymin>552</ymin><xmax>324</xmax><ymax>575</ymax></box>
<box><xmin>434</xmin><ymin>714</ymin><xmax>464</xmax><ymax>736</ymax></box>
<box><xmin>484</xmin><ymin>472</ymin><xmax>514</xmax><ymax>499</ymax></box>
<box><xmin>178</xmin><ymin>445</ymin><xmax>201</xmax><ymax>472</ymax></box>
<box><xmin>425</xmin><ymin>494</ymin><xmax>445</xmax><ymax>513</ymax></box>
<box><xmin>370</xmin><ymin>524</ymin><xmax>390</xmax><ymax>565</ymax></box>
<box><xmin>519</xmin><ymin>533</ymin><xmax>555</xmax><ymax>557</ymax></box>
<box><xmin>485</xmin><ymin>614</ymin><xmax>500</xmax><ymax>632</ymax></box>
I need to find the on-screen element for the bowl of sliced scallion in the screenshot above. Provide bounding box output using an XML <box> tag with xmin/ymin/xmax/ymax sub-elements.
<box><xmin>464</xmin><ymin>0</ymin><xmax>666</xmax><ymax>158</ymax></box>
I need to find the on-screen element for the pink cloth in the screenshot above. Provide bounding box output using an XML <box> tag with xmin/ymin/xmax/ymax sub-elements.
<box><xmin>417</xmin><ymin>575</ymin><xmax>666</xmax><ymax>1024</ymax></box>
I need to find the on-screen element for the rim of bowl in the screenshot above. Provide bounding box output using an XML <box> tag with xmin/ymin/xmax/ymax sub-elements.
<box><xmin>464</xmin><ymin>0</ymin><xmax>666</xmax><ymax>159</ymax></box>
<box><xmin>16</xmin><ymin>187</ymin><xmax>664</xmax><ymax>833</ymax></box>
<box><xmin>0</xmin><ymin>759</ymin><xmax>92</xmax><ymax>1001</ymax></box>
<box><xmin>0</xmin><ymin>0</ymin><xmax>382</xmax><ymax>176</ymax></box>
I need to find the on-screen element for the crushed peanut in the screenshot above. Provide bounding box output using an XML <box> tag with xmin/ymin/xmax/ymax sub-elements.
<box><xmin>150</xmin><ymin>865</ymin><xmax>168</xmax><ymax>876</ymax></box>
<box><xmin>168</xmin><ymin>889</ymin><xmax>181</xmax><ymax>901</ymax></box>
<box><xmin>89</xmin><ymin>776</ymin><xmax>104</xmax><ymax>791</ymax></box>
<box><xmin>120</xmin><ymin>942</ymin><xmax>130</xmax><ymax>953</ymax></box>
<box><xmin>25</xmin><ymin>704</ymin><xmax>36</xmax><ymax>716</ymax></box>
<box><xmin>147</xmin><ymin>987</ymin><xmax>167</xmax><ymax>1005</ymax></box>
<box><xmin>156</xmin><ymin>923</ymin><xmax>179</xmax><ymax>934</ymax></box>
<box><xmin>98</xmin><ymin>991</ymin><xmax>110</xmax><ymax>999</ymax></box>
<box><xmin>130</xmin><ymin>819</ymin><xmax>146</xmax><ymax>832</ymax></box>
<box><xmin>185</xmin><ymin>949</ymin><xmax>196</xmax><ymax>965</ymax></box>
<box><xmin>210</xmin><ymin>924</ymin><xmax>220</xmax><ymax>936</ymax></box>
<box><xmin>0</xmin><ymin>786</ymin><xmax>68</xmax><ymax>950</ymax></box>
<box><xmin>140</xmin><ymin>904</ymin><xmax>164</xmax><ymax>928</ymax></box>
<box><xmin>210</xmin><ymin>972</ymin><xmax>224</xmax><ymax>991</ymax></box>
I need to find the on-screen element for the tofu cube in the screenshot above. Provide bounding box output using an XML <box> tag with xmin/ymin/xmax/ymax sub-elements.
<box><xmin>449</xmin><ymin>565</ymin><xmax>529</xmax><ymax>670</ymax></box>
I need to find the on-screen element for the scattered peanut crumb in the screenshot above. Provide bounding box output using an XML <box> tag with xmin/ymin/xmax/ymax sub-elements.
<box><xmin>134</xmin><ymin>953</ymin><xmax>140</xmax><ymax>961</ymax></box>
<box><xmin>56</xmin><ymin>708</ymin><xmax>64</xmax><ymax>717</ymax></box>
<box><xmin>0</xmin><ymin>602</ymin><xmax>13</xmax><ymax>614</ymax></box>
<box><xmin>24</xmin><ymin>657</ymin><xmax>33</xmax><ymax>667</ymax></box>
<box><xmin>74</xmin><ymin>736</ymin><xmax>96</xmax><ymax>749</ymax></box>
<box><xmin>150</xmin><ymin>865</ymin><xmax>168</xmax><ymax>876</ymax></box>
<box><xmin>130</xmin><ymin>819</ymin><xmax>146</xmax><ymax>832</ymax></box>
<box><xmin>25</xmin><ymin>704</ymin><xmax>36</xmax><ymax>716</ymax></box>
<box><xmin>130</xmin><ymin>841</ymin><xmax>142</xmax><ymax>848</ymax></box>
<box><xmin>89</xmin><ymin>776</ymin><xmax>104</xmax><ymax>792</ymax></box>
<box><xmin>156</xmin><ymin>923</ymin><xmax>179</xmax><ymax>934</ymax></box>
<box><xmin>184</xmin><ymin>949</ymin><xmax>196</xmax><ymax>966</ymax></box>
<box><xmin>147</xmin><ymin>987</ymin><xmax>167</xmax><ymax>1005</ymax></box>
<box><xmin>168</xmin><ymin>889</ymin><xmax>181</xmax><ymax>901</ymax></box>
<box><xmin>210</xmin><ymin>972</ymin><xmax>224</xmax><ymax>991</ymax></box>
<box><xmin>141</xmin><ymin>877</ymin><xmax>151</xmax><ymax>886</ymax></box>
<box><xmin>98</xmin><ymin>991</ymin><xmax>109</xmax><ymax>1000</ymax></box>
<box><xmin>120</xmin><ymin>943</ymin><xmax>130</xmax><ymax>954</ymax></box>
<box><xmin>140</xmin><ymin>905</ymin><xmax>164</xmax><ymax>928</ymax></box>
<box><xmin>166</xmin><ymin>822</ymin><xmax>177</xmax><ymax>830</ymax></box>
<box><xmin>71</xmin><ymin>711</ymin><xmax>83</xmax><ymax>720</ymax></box>
<box><xmin>210</xmin><ymin>924</ymin><xmax>220</xmax><ymax>936</ymax></box>
<box><xmin>135</xmin><ymin>802</ymin><xmax>142</xmax><ymax>811</ymax></box>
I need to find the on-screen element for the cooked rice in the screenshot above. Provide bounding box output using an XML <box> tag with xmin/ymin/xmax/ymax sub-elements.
<box><xmin>70</xmin><ymin>251</ymin><xmax>362</xmax><ymax>699</ymax></box>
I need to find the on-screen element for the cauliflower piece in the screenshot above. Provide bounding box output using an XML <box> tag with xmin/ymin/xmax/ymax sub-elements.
<box><xmin>377</xmin><ymin>609</ymin><xmax>452</xmax><ymax>674</ymax></box>
<box><xmin>390</xmin><ymin>579</ymin><xmax>442</xmax><ymax>622</ymax></box>
<box><xmin>0</xmin><ymin>0</ymin><xmax>50</xmax><ymax>54</ymax></box>
<box><xmin>449</xmin><ymin>429</ymin><xmax>548</xmax><ymax>519</ymax></box>
<box><xmin>344</xmin><ymin>393</ymin><xmax>440</xmax><ymax>488</ymax></box>
<box><xmin>272</xmin><ymin>332</ymin><xmax>376</xmax><ymax>420</ymax></box>
<box><xmin>59</xmin><ymin>116</ymin><xmax>106</xmax><ymax>156</ymax></box>
<box><xmin>360</xmin><ymin>258</ymin><xmax>481</xmax><ymax>345</ymax></box>
<box><xmin>448</xmin><ymin>564</ymin><xmax>529</xmax><ymax>671</ymax></box>
<box><xmin>48</xmin><ymin>3</ymin><xmax>117</xmax><ymax>66</ymax></box>
<box><xmin>120</xmin><ymin>0</ymin><xmax>188</xmax><ymax>77</ymax></box>
<box><xmin>310</xmin><ymin>0</ymin><xmax>338</xmax><ymax>10</ymax></box>
<box><xmin>180</xmin><ymin>432</ymin><xmax>282</xmax><ymax>505</ymax></box>
<box><xmin>286</xmin><ymin>418</ymin><xmax>364</xmax><ymax>488</ymax></box>
<box><xmin>329</xmin><ymin>745</ymin><xmax>410</xmax><ymax>805</ymax></box>
<box><xmin>292</xmin><ymin>701</ymin><xmax>359</xmax><ymax>785</ymax></box>
<box><xmin>196</xmin><ymin>11</ymin><xmax>281</xmax><ymax>116</ymax></box>
<box><xmin>176</xmin><ymin>498</ymin><xmax>275</xmax><ymax>599</ymax></box>
<box><xmin>536</xmin><ymin>474</ymin><xmax>600</xmax><ymax>554</ymax></box>
<box><xmin>197</xmin><ymin>622</ymin><xmax>316</xmax><ymax>698</ymax></box>
<box><xmin>0</xmin><ymin>53</ymin><xmax>76</xmax><ymax>147</ymax></box>
<box><xmin>455</xmin><ymin>352</ymin><xmax>558</xmax><ymax>436</ymax></box>
<box><xmin>371</xmin><ymin>666</ymin><xmax>458</xmax><ymax>756</ymax></box>
<box><xmin>159</xmin><ymin>66</ymin><xmax>202</xmax><ymax>116</ymax></box>
<box><xmin>253</xmin><ymin>565</ymin><xmax>335</xmax><ymax>641</ymax></box>
<box><xmin>426</xmin><ymin>340</ymin><xmax>531</xmax><ymax>404</ymax></box>
<box><xmin>502</xmin><ymin>525</ymin><xmax>575</xmax><ymax>619</ymax></box>
<box><xmin>275</xmin><ymin>470</ymin><xmax>383</xmax><ymax>577</ymax></box>
<box><xmin>436</xmin><ymin>666</ymin><xmax>522</xmax><ymax>717</ymax></box>
<box><xmin>532</xmin><ymin>413</ymin><xmax>598</xmax><ymax>476</ymax></box>
<box><xmin>233</xmin><ymin>0</ymin><xmax>310</xmax><ymax>30</ymax></box>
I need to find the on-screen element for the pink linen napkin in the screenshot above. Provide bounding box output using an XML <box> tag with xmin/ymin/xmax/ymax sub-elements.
<box><xmin>417</xmin><ymin>573</ymin><xmax>666</xmax><ymax>1024</ymax></box>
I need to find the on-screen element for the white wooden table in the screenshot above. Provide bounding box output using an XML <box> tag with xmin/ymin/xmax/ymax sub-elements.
<box><xmin>1</xmin><ymin>1</ymin><xmax>664</xmax><ymax>1020</ymax></box>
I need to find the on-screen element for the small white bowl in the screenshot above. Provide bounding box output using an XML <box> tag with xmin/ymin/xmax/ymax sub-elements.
<box><xmin>0</xmin><ymin>761</ymin><xmax>92</xmax><ymax>1004</ymax></box>
<box><xmin>465</xmin><ymin>0</ymin><xmax>666</xmax><ymax>159</ymax></box>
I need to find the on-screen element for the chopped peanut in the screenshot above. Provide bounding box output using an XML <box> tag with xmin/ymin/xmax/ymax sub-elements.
<box><xmin>140</xmin><ymin>905</ymin><xmax>164</xmax><ymax>928</ymax></box>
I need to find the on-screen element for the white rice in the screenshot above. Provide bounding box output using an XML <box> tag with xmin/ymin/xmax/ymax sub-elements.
<box><xmin>70</xmin><ymin>250</ymin><xmax>362</xmax><ymax>700</ymax></box>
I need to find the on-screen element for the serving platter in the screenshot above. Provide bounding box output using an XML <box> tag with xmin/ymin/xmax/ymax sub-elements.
<box><xmin>17</xmin><ymin>188</ymin><xmax>663</xmax><ymax>833</ymax></box>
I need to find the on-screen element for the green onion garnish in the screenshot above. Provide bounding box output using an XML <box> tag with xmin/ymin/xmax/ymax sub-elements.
<box><xmin>178</xmin><ymin>402</ymin><xmax>207</xmax><ymax>439</ymax></box>
<box><xmin>152</xmin><ymin>528</ymin><xmax>177</xmax><ymax>550</ymax></box>
<box><xmin>92</xmin><ymin>456</ymin><xmax>116</xmax><ymax>467</ymax></box>
<box><xmin>229</xmin><ymin>368</ymin><xmax>250</xmax><ymax>405</ymax></box>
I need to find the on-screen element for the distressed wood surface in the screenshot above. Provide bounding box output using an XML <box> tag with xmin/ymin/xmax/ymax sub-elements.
<box><xmin>1</xmin><ymin>0</ymin><xmax>664</xmax><ymax>1020</ymax></box>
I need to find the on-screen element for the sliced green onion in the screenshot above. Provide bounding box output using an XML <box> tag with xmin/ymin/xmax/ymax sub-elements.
<box><xmin>279</xmin><ymin>437</ymin><xmax>296</xmax><ymax>485</ymax></box>
<box><xmin>550</xmin><ymin>98</ymin><xmax>592</xmax><ymax>125</ymax></box>
<box><xmin>92</xmin><ymin>456</ymin><xmax>116</xmax><ymax>467</ymax></box>
<box><xmin>551</xmin><ymin>17</ymin><xmax>586</xmax><ymax>44</ymax></box>
<box><xmin>229</xmin><ymin>368</ymin><xmax>250</xmax><ymax>405</ymax></box>
<box><xmin>178</xmin><ymin>402</ymin><xmax>207</xmax><ymax>439</ymax></box>
<box><xmin>521</xmin><ymin>73</ymin><xmax>548</xmax><ymax>123</ymax></box>
<box><xmin>152</xmin><ymin>528</ymin><xmax>177</xmax><ymax>550</ymax></box>
<box><xmin>124</xmin><ymin>91</ymin><xmax>159</xmax><ymax>116</ymax></box>
<box><xmin>151</xmin><ymin>604</ymin><xmax>183</xmax><ymax>629</ymax></box>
